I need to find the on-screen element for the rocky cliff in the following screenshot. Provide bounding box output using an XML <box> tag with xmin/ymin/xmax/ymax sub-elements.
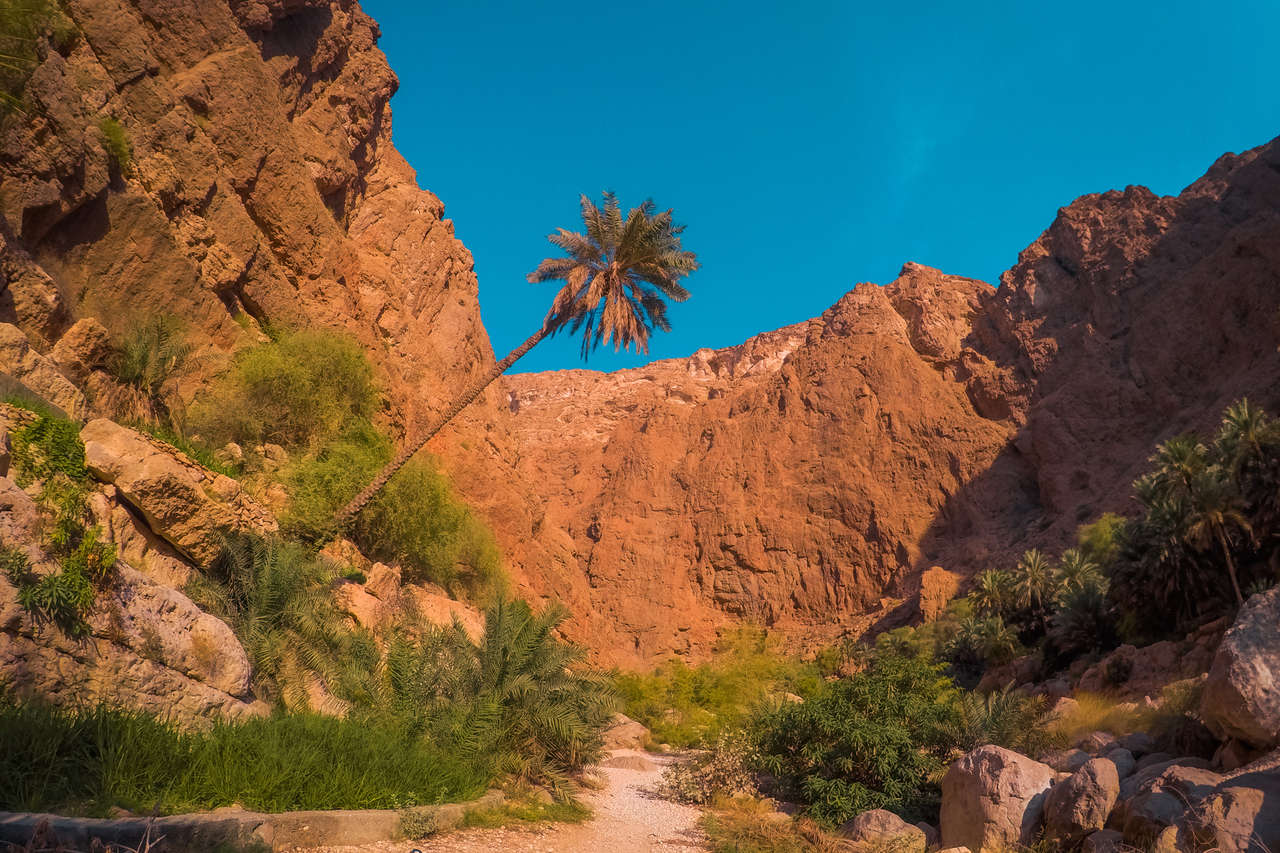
<box><xmin>2</xmin><ymin>0</ymin><xmax>1278</xmax><ymax>667</ymax></box>
<box><xmin>503</xmin><ymin>141</ymin><xmax>1280</xmax><ymax>662</ymax></box>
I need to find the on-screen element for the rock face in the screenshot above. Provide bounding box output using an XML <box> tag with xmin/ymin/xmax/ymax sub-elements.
<box><xmin>1201</xmin><ymin>588</ymin><xmax>1280</xmax><ymax>749</ymax></box>
<box><xmin>502</xmin><ymin>139</ymin><xmax>1280</xmax><ymax>661</ymax></box>
<box><xmin>81</xmin><ymin>419</ymin><xmax>277</xmax><ymax>568</ymax></box>
<box><xmin>3</xmin><ymin>0</ymin><xmax>1280</xmax><ymax>663</ymax></box>
<box><xmin>940</xmin><ymin>745</ymin><xmax>1056</xmax><ymax>851</ymax></box>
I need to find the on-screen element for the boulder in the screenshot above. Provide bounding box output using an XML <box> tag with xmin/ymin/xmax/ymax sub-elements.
<box><xmin>1201</xmin><ymin>587</ymin><xmax>1280</xmax><ymax>749</ymax></box>
<box><xmin>0</xmin><ymin>323</ymin><xmax>85</xmax><ymax>418</ymax></box>
<box><xmin>1181</xmin><ymin>769</ymin><xmax>1280</xmax><ymax>853</ymax></box>
<box><xmin>602</xmin><ymin>713</ymin><xmax>650</xmax><ymax>750</ymax></box>
<box><xmin>940</xmin><ymin>746</ymin><xmax>1055</xmax><ymax>851</ymax></box>
<box><xmin>91</xmin><ymin>565</ymin><xmax>252</xmax><ymax>697</ymax></box>
<box><xmin>1044</xmin><ymin>757</ymin><xmax>1120</xmax><ymax>842</ymax></box>
<box><xmin>1117</xmin><ymin>763</ymin><xmax>1223</xmax><ymax>842</ymax></box>
<box><xmin>80</xmin><ymin>419</ymin><xmax>277</xmax><ymax>569</ymax></box>
<box><xmin>49</xmin><ymin>318</ymin><xmax>112</xmax><ymax>383</ymax></box>
<box><xmin>918</xmin><ymin>566</ymin><xmax>961</xmax><ymax>622</ymax></box>
<box><xmin>840</xmin><ymin>809</ymin><xmax>927</xmax><ymax>852</ymax></box>
<box><xmin>1104</xmin><ymin>747</ymin><xmax>1136</xmax><ymax>780</ymax></box>
<box><xmin>1082</xmin><ymin>829</ymin><xmax>1125</xmax><ymax>853</ymax></box>
<box><xmin>1046</xmin><ymin>695</ymin><xmax>1079</xmax><ymax>722</ymax></box>
<box><xmin>1117</xmin><ymin>731</ymin><xmax>1158</xmax><ymax>757</ymax></box>
<box><xmin>1077</xmin><ymin>731</ymin><xmax>1117</xmax><ymax>754</ymax></box>
<box><xmin>1042</xmin><ymin>747</ymin><xmax>1091</xmax><ymax>773</ymax></box>
<box><xmin>402</xmin><ymin>584</ymin><xmax>484</xmax><ymax>642</ymax></box>
<box><xmin>915</xmin><ymin>821</ymin><xmax>940</xmax><ymax>849</ymax></box>
<box><xmin>1136</xmin><ymin>751</ymin><xmax>1176</xmax><ymax>772</ymax></box>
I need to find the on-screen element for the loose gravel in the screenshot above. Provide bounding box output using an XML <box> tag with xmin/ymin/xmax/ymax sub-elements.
<box><xmin>300</xmin><ymin>750</ymin><xmax>706</xmax><ymax>853</ymax></box>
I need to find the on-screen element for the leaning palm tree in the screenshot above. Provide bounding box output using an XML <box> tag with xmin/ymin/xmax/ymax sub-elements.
<box><xmin>335</xmin><ymin>192</ymin><xmax>698</xmax><ymax>526</ymax></box>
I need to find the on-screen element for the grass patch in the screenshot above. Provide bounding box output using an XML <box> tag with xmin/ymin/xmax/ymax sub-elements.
<box><xmin>98</xmin><ymin>116</ymin><xmax>131</xmax><ymax>176</ymax></box>
<box><xmin>614</xmin><ymin>627</ymin><xmax>822</xmax><ymax>748</ymax></box>
<box><xmin>701</xmin><ymin>797</ymin><xmax>844</xmax><ymax>853</ymax></box>
<box><xmin>460</xmin><ymin>797</ymin><xmax>592</xmax><ymax>829</ymax></box>
<box><xmin>0</xmin><ymin>697</ymin><xmax>490</xmax><ymax>816</ymax></box>
<box><xmin>1050</xmin><ymin>680</ymin><xmax>1205</xmax><ymax>748</ymax></box>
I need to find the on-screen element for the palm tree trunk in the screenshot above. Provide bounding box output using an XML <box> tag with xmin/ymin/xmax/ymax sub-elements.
<box><xmin>334</xmin><ymin>325</ymin><xmax>550</xmax><ymax>527</ymax></box>
<box><xmin>1216</xmin><ymin>526</ymin><xmax>1245</xmax><ymax>607</ymax></box>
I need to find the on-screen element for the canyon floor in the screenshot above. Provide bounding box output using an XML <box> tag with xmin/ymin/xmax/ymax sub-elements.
<box><xmin>303</xmin><ymin>751</ymin><xmax>706</xmax><ymax>853</ymax></box>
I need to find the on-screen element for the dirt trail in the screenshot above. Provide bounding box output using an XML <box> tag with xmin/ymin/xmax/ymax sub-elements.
<box><xmin>305</xmin><ymin>750</ymin><xmax>706</xmax><ymax>853</ymax></box>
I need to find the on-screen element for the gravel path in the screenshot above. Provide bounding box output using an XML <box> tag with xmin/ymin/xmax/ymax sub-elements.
<box><xmin>301</xmin><ymin>750</ymin><xmax>707</xmax><ymax>853</ymax></box>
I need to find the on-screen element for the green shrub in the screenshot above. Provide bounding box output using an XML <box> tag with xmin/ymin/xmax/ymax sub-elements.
<box><xmin>98</xmin><ymin>116</ymin><xmax>131</xmax><ymax>176</ymax></box>
<box><xmin>383</xmin><ymin>598</ymin><xmax>617</xmax><ymax>795</ymax></box>
<box><xmin>941</xmin><ymin>685</ymin><xmax>1060</xmax><ymax>757</ymax></box>
<box><xmin>10</xmin><ymin>414</ymin><xmax>88</xmax><ymax>486</ymax></box>
<box><xmin>0</xmin><ymin>696</ymin><xmax>488</xmax><ymax>816</ymax></box>
<box><xmin>187</xmin><ymin>330</ymin><xmax>377</xmax><ymax>452</ymax></box>
<box><xmin>283</xmin><ymin>422</ymin><xmax>507</xmax><ymax>600</ymax></box>
<box><xmin>657</xmin><ymin>730</ymin><xmax>757</xmax><ymax>805</ymax></box>
<box><xmin>939</xmin><ymin>614</ymin><xmax>1019</xmax><ymax>688</ymax></box>
<box><xmin>753</xmin><ymin>649</ymin><xmax>958</xmax><ymax>825</ymax></box>
<box><xmin>198</xmin><ymin>533</ymin><xmax>380</xmax><ymax>711</ymax></box>
<box><xmin>614</xmin><ymin>627</ymin><xmax>820</xmax><ymax>748</ymax></box>
<box><xmin>108</xmin><ymin>316</ymin><xmax>190</xmax><ymax>422</ymax></box>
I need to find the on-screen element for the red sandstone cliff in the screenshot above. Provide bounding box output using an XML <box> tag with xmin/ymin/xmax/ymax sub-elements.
<box><xmin>2</xmin><ymin>0</ymin><xmax>1278</xmax><ymax>666</ymax></box>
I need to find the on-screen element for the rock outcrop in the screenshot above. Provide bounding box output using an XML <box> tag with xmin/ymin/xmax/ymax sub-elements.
<box><xmin>1201</xmin><ymin>587</ymin><xmax>1280</xmax><ymax>749</ymax></box>
<box><xmin>2</xmin><ymin>0</ymin><xmax>1280</xmax><ymax>663</ymax></box>
<box><xmin>82</xmin><ymin>419</ymin><xmax>277</xmax><ymax>568</ymax></box>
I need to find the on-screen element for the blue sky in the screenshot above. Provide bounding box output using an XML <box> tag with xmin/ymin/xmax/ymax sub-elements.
<box><xmin>363</xmin><ymin>0</ymin><xmax>1280</xmax><ymax>374</ymax></box>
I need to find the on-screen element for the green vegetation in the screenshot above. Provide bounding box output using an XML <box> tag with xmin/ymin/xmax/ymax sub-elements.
<box><xmin>4</xmin><ymin>412</ymin><xmax>115</xmax><ymax>634</ymax></box>
<box><xmin>614</xmin><ymin>627</ymin><xmax>822</xmax><ymax>747</ymax></box>
<box><xmin>460</xmin><ymin>798</ymin><xmax>592</xmax><ymax>829</ymax></box>
<box><xmin>0</xmin><ymin>0</ymin><xmax>77</xmax><ymax>114</ymax></box>
<box><xmin>108</xmin><ymin>315</ymin><xmax>190</xmax><ymax>424</ymax></box>
<box><xmin>753</xmin><ymin>649</ymin><xmax>957</xmax><ymax>824</ymax></box>
<box><xmin>98</xmin><ymin>116</ymin><xmax>131</xmax><ymax>176</ymax></box>
<box><xmin>336</xmin><ymin>191</ymin><xmax>699</xmax><ymax>527</ymax></box>
<box><xmin>0</xmin><ymin>697</ymin><xmax>488</xmax><ymax>816</ymax></box>
<box><xmin>184</xmin><ymin>329</ymin><xmax>507</xmax><ymax>600</ymax></box>
<box><xmin>130</xmin><ymin>419</ymin><xmax>242</xmax><ymax>478</ymax></box>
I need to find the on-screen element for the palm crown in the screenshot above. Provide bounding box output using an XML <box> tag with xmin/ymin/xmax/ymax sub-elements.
<box><xmin>529</xmin><ymin>192</ymin><xmax>698</xmax><ymax>358</ymax></box>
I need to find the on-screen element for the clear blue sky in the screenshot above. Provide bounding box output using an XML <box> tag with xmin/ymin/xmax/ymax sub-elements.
<box><xmin>363</xmin><ymin>0</ymin><xmax>1280</xmax><ymax>374</ymax></box>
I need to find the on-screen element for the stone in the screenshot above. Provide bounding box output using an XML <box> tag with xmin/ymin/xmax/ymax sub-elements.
<box><xmin>49</xmin><ymin>317</ymin><xmax>112</xmax><ymax>383</ymax></box>
<box><xmin>915</xmin><ymin>821</ymin><xmax>940</xmax><ymax>848</ymax></box>
<box><xmin>0</xmin><ymin>323</ymin><xmax>85</xmax><ymax>418</ymax></box>
<box><xmin>1082</xmin><ymin>829</ymin><xmax>1125</xmax><ymax>853</ymax></box>
<box><xmin>1042</xmin><ymin>747</ymin><xmax>1091</xmax><ymax>773</ymax></box>
<box><xmin>601</xmin><ymin>753</ymin><xmax>658</xmax><ymax>772</ymax></box>
<box><xmin>1077</xmin><ymin>731</ymin><xmax>1117</xmax><ymax>754</ymax></box>
<box><xmin>839</xmin><ymin>809</ymin><xmax>926</xmax><ymax>852</ymax></box>
<box><xmin>1117</xmin><ymin>731</ymin><xmax>1158</xmax><ymax>757</ymax></box>
<box><xmin>1046</xmin><ymin>695</ymin><xmax>1079</xmax><ymax>721</ymax></box>
<box><xmin>1135</xmin><ymin>751</ymin><xmax>1176</xmax><ymax>772</ymax></box>
<box><xmin>1201</xmin><ymin>587</ymin><xmax>1280</xmax><ymax>749</ymax></box>
<box><xmin>1044</xmin><ymin>757</ymin><xmax>1120</xmax><ymax>842</ymax></box>
<box><xmin>918</xmin><ymin>566</ymin><xmax>961</xmax><ymax>622</ymax></box>
<box><xmin>1182</xmin><ymin>769</ymin><xmax>1280</xmax><ymax>853</ymax></box>
<box><xmin>1104</xmin><ymin>747</ymin><xmax>1136</xmax><ymax>780</ymax></box>
<box><xmin>940</xmin><ymin>746</ymin><xmax>1055</xmax><ymax>851</ymax></box>
<box><xmin>81</xmin><ymin>419</ymin><xmax>277</xmax><ymax>569</ymax></box>
<box><xmin>602</xmin><ymin>713</ymin><xmax>650</xmax><ymax>750</ymax></box>
<box><xmin>1117</xmin><ymin>763</ymin><xmax>1223</xmax><ymax>842</ymax></box>
<box><xmin>402</xmin><ymin>584</ymin><xmax>484</xmax><ymax>642</ymax></box>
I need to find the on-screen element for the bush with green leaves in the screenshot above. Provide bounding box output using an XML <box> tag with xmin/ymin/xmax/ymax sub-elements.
<box><xmin>10</xmin><ymin>413</ymin><xmax>87</xmax><ymax>486</ymax></box>
<box><xmin>613</xmin><ymin>627</ymin><xmax>822</xmax><ymax>748</ymax></box>
<box><xmin>939</xmin><ymin>613</ymin><xmax>1019</xmax><ymax>688</ymax></box>
<box><xmin>187</xmin><ymin>329</ymin><xmax>378</xmax><ymax>452</ymax></box>
<box><xmin>382</xmin><ymin>597</ymin><xmax>617</xmax><ymax>795</ymax></box>
<box><xmin>107</xmin><ymin>315</ymin><xmax>190</xmax><ymax>424</ymax></box>
<box><xmin>753</xmin><ymin>649</ymin><xmax>958</xmax><ymax>825</ymax></box>
<box><xmin>657</xmin><ymin>730</ymin><xmax>757</xmax><ymax>805</ymax></box>
<box><xmin>284</xmin><ymin>422</ymin><xmax>506</xmax><ymax>599</ymax></box>
<box><xmin>98</xmin><ymin>116</ymin><xmax>131</xmax><ymax>175</ymax></box>
<box><xmin>941</xmin><ymin>685</ymin><xmax>1059</xmax><ymax>757</ymax></box>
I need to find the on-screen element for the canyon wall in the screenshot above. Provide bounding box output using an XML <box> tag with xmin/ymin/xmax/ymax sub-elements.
<box><xmin>2</xmin><ymin>0</ymin><xmax>1278</xmax><ymax>665</ymax></box>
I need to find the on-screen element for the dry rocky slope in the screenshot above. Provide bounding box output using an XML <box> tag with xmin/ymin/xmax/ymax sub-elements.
<box><xmin>2</xmin><ymin>0</ymin><xmax>1279</xmax><ymax>664</ymax></box>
